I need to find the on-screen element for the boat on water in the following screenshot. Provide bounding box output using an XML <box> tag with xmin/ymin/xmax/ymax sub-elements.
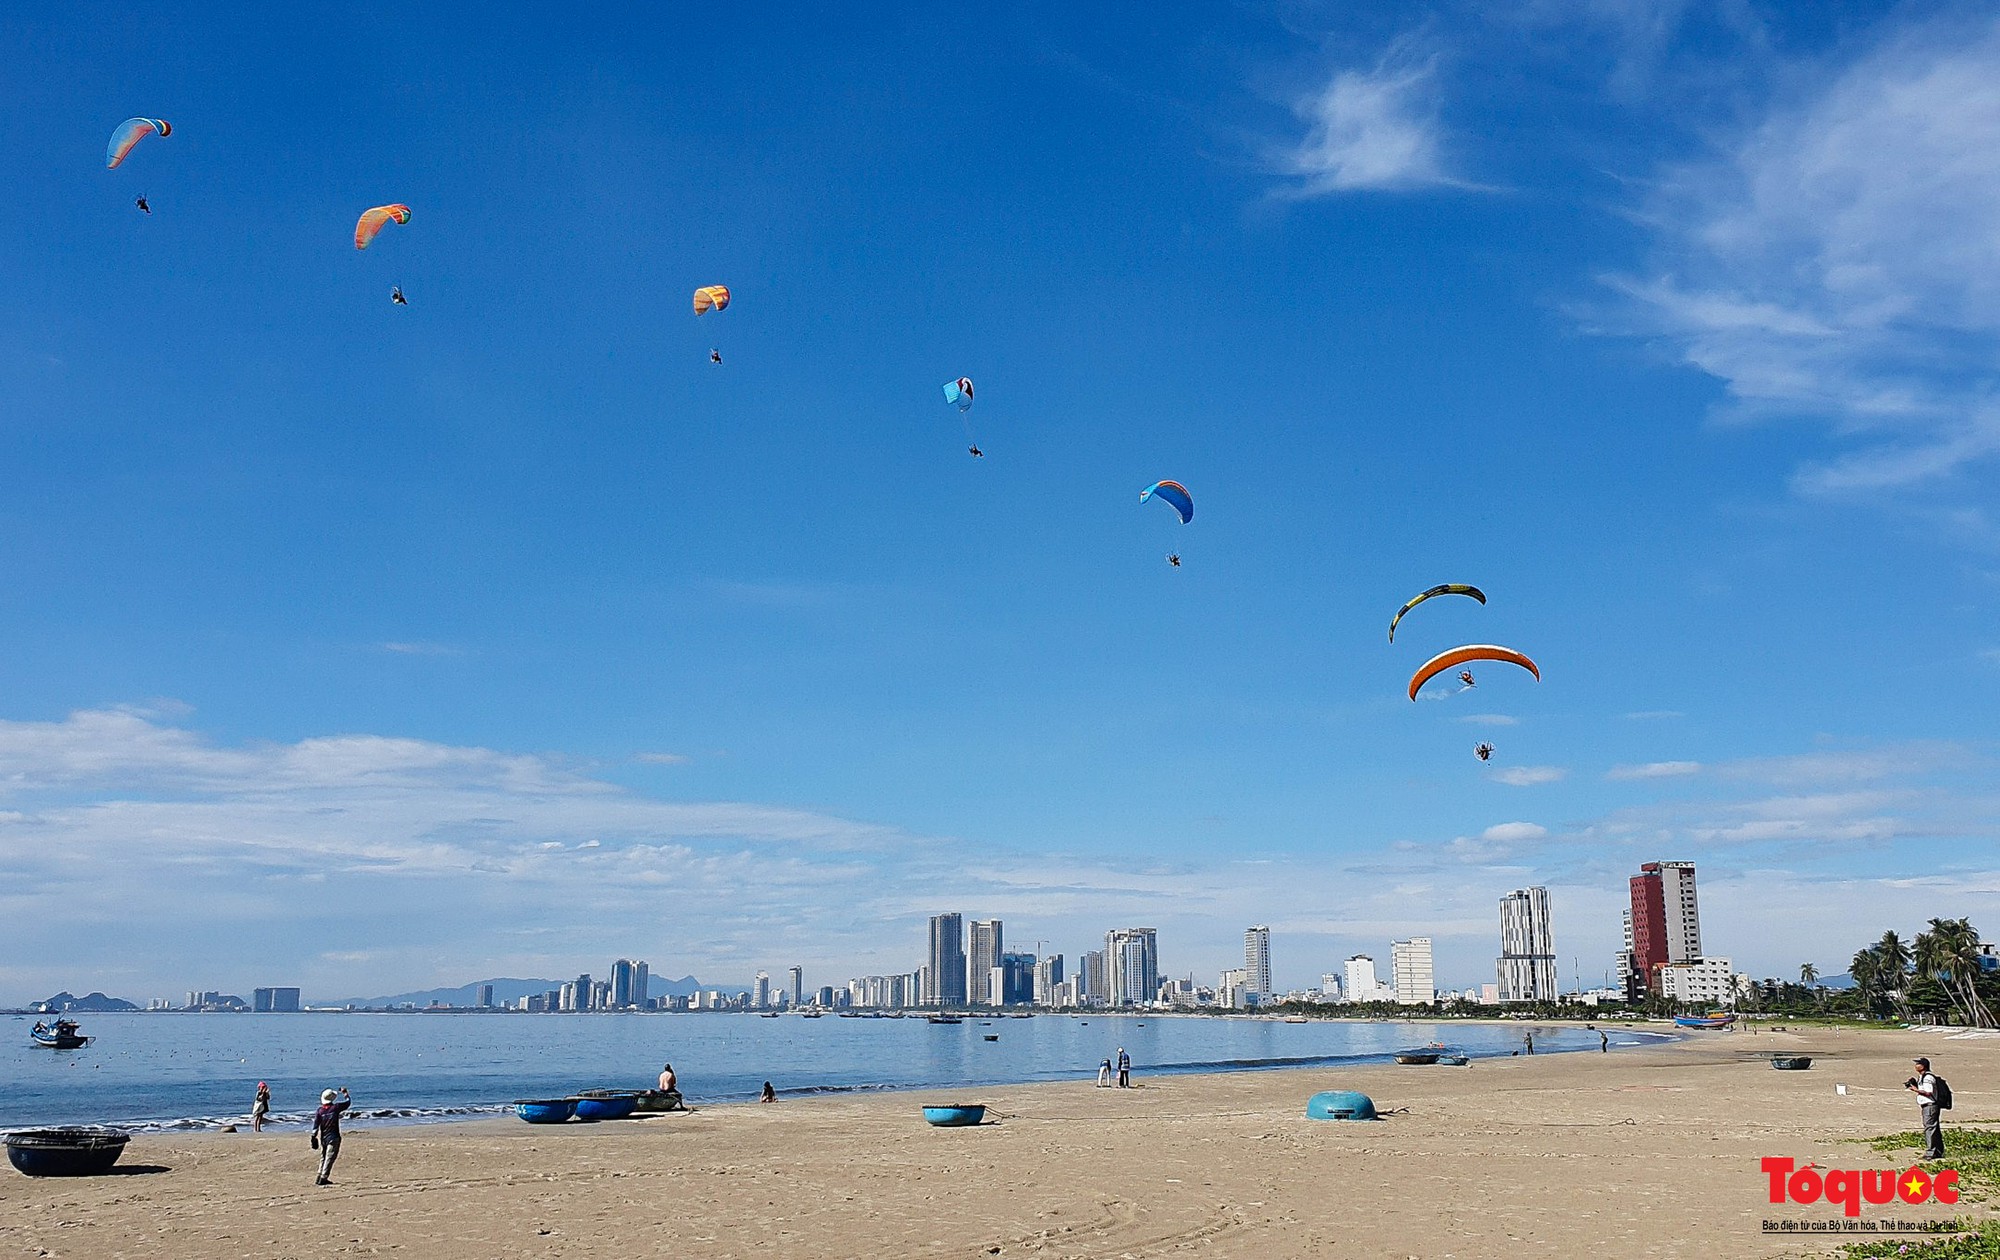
<box><xmin>926</xmin><ymin>1015</ymin><xmax>963</xmax><ymax>1025</ymax></box>
<box><xmin>1283</xmin><ymin>1016</ymin><xmax>1308</xmax><ymax>1024</ymax></box>
<box><xmin>759</xmin><ymin>1012</ymin><xmax>780</xmax><ymax>1019</ymax></box>
<box><xmin>800</xmin><ymin>1012</ymin><xmax>823</xmax><ymax>1019</ymax></box>
<box><xmin>1673</xmin><ymin>1013</ymin><xmax>1737</xmax><ymax>1029</ymax></box>
<box><xmin>30</xmin><ymin>1019</ymin><xmax>90</xmax><ymax>1050</ymax></box>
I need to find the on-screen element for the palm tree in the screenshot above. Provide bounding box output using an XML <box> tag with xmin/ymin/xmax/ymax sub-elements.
<box><xmin>1919</xmin><ymin>918</ymin><xmax>1995</xmax><ymax>1028</ymax></box>
<box><xmin>1877</xmin><ymin>930</ymin><xmax>1912</xmax><ymax>1020</ymax></box>
<box><xmin>1799</xmin><ymin>962</ymin><xmax>1818</xmax><ymax>986</ymax></box>
<box><xmin>1849</xmin><ymin>947</ymin><xmax>1882</xmax><ymax>1017</ymax></box>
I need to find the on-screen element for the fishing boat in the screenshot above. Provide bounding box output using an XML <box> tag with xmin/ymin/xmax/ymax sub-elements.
<box><xmin>759</xmin><ymin>1012</ymin><xmax>779</xmax><ymax>1018</ymax></box>
<box><xmin>926</xmin><ymin>1014</ymin><xmax>962</xmax><ymax>1025</ymax></box>
<box><xmin>982</xmin><ymin>1034</ymin><xmax>999</xmax><ymax>1042</ymax></box>
<box><xmin>29</xmin><ymin>1019</ymin><xmax>90</xmax><ymax>1050</ymax></box>
<box><xmin>1283</xmin><ymin>1016</ymin><xmax>1309</xmax><ymax>1024</ymax></box>
<box><xmin>800</xmin><ymin>1012</ymin><xmax>823</xmax><ymax>1019</ymax></box>
<box><xmin>1769</xmin><ymin>1055</ymin><xmax>1813</xmax><ymax>1071</ymax></box>
<box><xmin>1393</xmin><ymin>1047</ymin><xmax>1442</xmax><ymax>1065</ymax></box>
<box><xmin>1672</xmin><ymin>1013</ymin><xmax>1737</xmax><ymax>1029</ymax></box>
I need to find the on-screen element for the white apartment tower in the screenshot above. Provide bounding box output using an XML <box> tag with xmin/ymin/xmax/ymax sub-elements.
<box><xmin>1105</xmin><ymin>928</ymin><xmax>1159</xmax><ymax>1007</ymax></box>
<box><xmin>1660</xmin><ymin>860</ymin><xmax>1703</xmax><ymax>963</ymax></box>
<box><xmin>1390</xmin><ymin>938</ymin><xmax>1435</xmax><ymax>1005</ymax></box>
<box><xmin>787</xmin><ymin>965</ymin><xmax>803</xmax><ymax>1008</ymax></box>
<box><xmin>968</xmin><ymin>919</ymin><xmax>1004</xmax><ymax>1006</ymax></box>
<box><xmin>752</xmin><ymin>971</ymin><xmax>771</xmax><ymax>1010</ymax></box>
<box><xmin>1496</xmin><ymin>886</ymin><xmax>1559</xmax><ymax>1003</ymax></box>
<box><xmin>1344</xmin><ymin>954</ymin><xmax>1382</xmax><ymax>1003</ymax></box>
<box><xmin>1244</xmin><ymin>925</ymin><xmax>1272</xmax><ymax>998</ymax></box>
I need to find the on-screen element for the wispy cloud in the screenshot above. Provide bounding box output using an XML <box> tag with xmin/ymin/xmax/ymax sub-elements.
<box><xmin>1607</xmin><ymin>760</ymin><xmax>1701</xmax><ymax>780</ymax></box>
<box><xmin>1610</xmin><ymin>15</ymin><xmax>2000</xmax><ymax>496</ymax></box>
<box><xmin>1276</xmin><ymin>39</ymin><xmax>1473</xmax><ymax>196</ymax></box>
<box><xmin>1482</xmin><ymin>821</ymin><xmax>1548</xmax><ymax>843</ymax></box>
<box><xmin>633</xmin><ymin>752</ymin><xmax>691</xmax><ymax>766</ymax></box>
<box><xmin>1457</xmin><ymin>713</ymin><xmax>1520</xmax><ymax>727</ymax></box>
<box><xmin>379</xmin><ymin>641</ymin><xmax>462</xmax><ymax>657</ymax></box>
<box><xmin>1491</xmin><ymin>765</ymin><xmax>1567</xmax><ymax>786</ymax></box>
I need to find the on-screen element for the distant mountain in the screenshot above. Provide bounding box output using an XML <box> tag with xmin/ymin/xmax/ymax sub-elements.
<box><xmin>38</xmin><ymin>991</ymin><xmax>139</xmax><ymax>1012</ymax></box>
<box><xmin>330</xmin><ymin>975</ymin><xmax>717</xmax><ymax>1009</ymax></box>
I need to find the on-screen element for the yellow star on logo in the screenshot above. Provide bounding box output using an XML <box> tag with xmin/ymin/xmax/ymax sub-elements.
<box><xmin>1905</xmin><ymin>1176</ymin><xmax>1926</xmax><ymax>1196</ymax></box>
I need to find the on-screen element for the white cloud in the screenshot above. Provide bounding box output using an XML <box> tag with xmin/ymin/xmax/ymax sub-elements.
<box><xmin>1456</xmin><ymin>713</ymin><xmax>1520</xmax><ymax>727</ymax></box>
<box><xmin>1481</xmin><ymin>822</ymin><xmax>1548</xmax><ymax>843</ymax></box>
<box><xmin>1491</xmin><ymin>765</ymin><xmax>1567</xmax><ymax>786</ymax></box>
<box><xmin>1277</xmin><ymin>41</ymin><xmax>1470</xmax><ymax>195</ymax></box>
<box><xmin>1606</xmin><ymin>760</ymin><xmax>1701</xmax><ymax>780</ymax></box>
<box><xmin>1613</xmin><ymin>15</ymin><xmax>2000</xmax><ymax>495</ymax></box>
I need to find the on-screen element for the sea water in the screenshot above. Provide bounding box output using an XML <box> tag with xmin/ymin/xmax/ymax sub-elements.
<box><xmin>1</xmin><ymin>1011</ymin><xmax>1660</xmax><ymax>1131</ymax></box>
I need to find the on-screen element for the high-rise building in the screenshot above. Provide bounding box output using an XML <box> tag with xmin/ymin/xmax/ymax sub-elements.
<box><xmin>753</xmin><ymin>971</ymin><xmax>771</xmax><ymax>1009</ymax></box>
<box><xmin>1000</xmin><ymin>952</ymin><xmax>1036</xmax><ymax>1006</ymax></box>
<box><xmin>1081</xmin><ymin>950</ymin><xmax>1107</xmax><ymax>1005</ymax></box>
<box><xmin>633</xmin><ymin>962</ymin><xmax>649</xmax><ymax>1009</ymax></box>
<box><xmin>1343</xmin><ymin>955</ymin><xmax>1381</xmax><ymax>1003</ymax></box>
<box><xmin>1219</xmin><ymin>967</ymin><xmax>1250</xmax><ymax>1009</ymax></box>
<box><xmin>788</xmin><ymin>965</ymin><xmax>804</xmax><ymax>1008</ymax></box>
<box><xmin>610</xmin><ymin>959</ymin><xmax>637</xmax><ymax>1009</ymax></box>
<box><xmin>1105</xmin><ymin>928</ymin><xmax>1159</xmax><ymax>1007</ymax></box>
<box><xmin>927</xmin><ymin>914</ymin><xmax>967</xmax><ymax>1007</ymax></box>
<box><xmin>1390</xmin><ymin>938</ymin><xmax>1435</xmax><ymax>1005</ymax></box>
<box><xmin>476</xmin><ymin>984</ymin><xmax>495</xmax><ymax>1008</ymax></box>
<box><xmin>968</xmin><ymin>919</ymin><xmax>1004</xmax><ymax>1005</ymax></box>
<box><xmin>1033</xmin><ymin>954</ymin><xmax>1065</xmax><ymax>1006</ymax></box>
<box><xmin>1629</xmin><ymin>861</ymin><xmax>1701</xmax><ymax>995</ymax></box>
<box><xmin>252</xmin><ymin>987</ymin><xmax>300</xmax><ymax>1013</ymax></box>
<box><xmin>1496</xmin><ymin>886</ymin><xmax>1559</xmax><ymax>1003</ymax></box>
<box><xmin>575</xmin><ymin>973</ymin><xmax>594</xmax><ymax>1012</ymax></box>
<box><xmin>1244</xmin><ymin>925</ymin><xmax>1272</xmax><ymax>997</ymax></box>
<box><xmin>1320</xmin><ymin>973</ymin><xmax>1343</xmax><ymax>999</ymax></box>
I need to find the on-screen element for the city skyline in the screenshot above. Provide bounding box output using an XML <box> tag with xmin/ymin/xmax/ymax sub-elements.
<box><xmin>3</xmin><ymin>6</ymin><xmax>1998</xmax><ymax>1004</ymax></box>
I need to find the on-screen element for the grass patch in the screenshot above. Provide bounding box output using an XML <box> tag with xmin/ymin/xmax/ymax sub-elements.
<box><xmin>1866</xmin><ymin>1128</ymin><xmax>2000</xmax><ymax>1201</ymax></box>
<box><xmin>1836</xmin><ymin>1219</ymin><xmax>2000</xmax><ymax>1258</ymax></box>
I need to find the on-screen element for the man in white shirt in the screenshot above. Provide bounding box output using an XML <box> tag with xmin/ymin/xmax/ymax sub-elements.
<box><xmin>1906</xmin><ymin>1057</ymin><xmax>1944</xmax><ymax>1159</ymax></box>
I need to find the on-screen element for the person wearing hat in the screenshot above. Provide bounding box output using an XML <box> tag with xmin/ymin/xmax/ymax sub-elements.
<box><xmin>1906</xmin><ymin>1058</ymin><xmax>1944</xmax><ymax>1159</ymax></box>
<box><xmin>251</xmin><ymin>1082</ymin><xmax>271</xmax><ymax>1132</ymax></box>
<box><xmin>311</xmin><ymin>1087</ymin><xmax>351</xmax><ymax>1185</ymax></box>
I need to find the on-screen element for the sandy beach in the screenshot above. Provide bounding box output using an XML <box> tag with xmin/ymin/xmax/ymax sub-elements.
<box><xmin>2</xmin><ymin>1025</ymin><xmax>1992</xmax><ymax>1260</ymax></box>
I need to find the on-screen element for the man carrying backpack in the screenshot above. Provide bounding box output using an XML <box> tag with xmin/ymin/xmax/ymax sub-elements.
<box><xmin>1905</xmin><ymin>1057</ymin><xmax>1949</xmax><ymax>1159</ymax></box>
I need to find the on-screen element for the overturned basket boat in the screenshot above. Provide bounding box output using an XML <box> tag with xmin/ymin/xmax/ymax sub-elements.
<box><xmin>5</xmin><ymin>1128</ymin><xmax>130</xmax><ymax>1177</ymax></box>
<box><xmin>1769</xmin><ymin>1056</ymin><xmax>1814</xmax><ymax>1071</ymax></box>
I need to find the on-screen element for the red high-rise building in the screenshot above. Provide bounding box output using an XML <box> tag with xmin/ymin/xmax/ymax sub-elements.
<box><xmin>1629</xmin><ymin>863</ymin><xmax>1669</xmax><ymax>991</ymax></box>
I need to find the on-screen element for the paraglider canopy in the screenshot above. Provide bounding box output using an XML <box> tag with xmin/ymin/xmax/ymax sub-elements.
<box><xmin>1388</xmin><ymin>584</ymin><xmax>1487</xmax><ymax>643</ymax></box>
<box><xmin>106</xmin><ymin>118</ymin><xmax>170</xmax><ymax>169</ymax></box>
<box><xmin>693</xmin><ymin>285</ymin><xmax>731</xmax><ymax>316</ymax></box>
<box><xmin>1140</xmin><ymin>480</ymin><xmax>1193</xmax><ymax>525</ymax></box>
<box><xmin>1409</xmin><ymin>645</ymin><xmax>1539</xmax><ymax>701</ymax></box>
<box><xmin>943</xmin><ymin>378</ymin><xmax>974</xmax><ymax>411</ymax></box>
<box><xmin>354</xmin><ymin>204</ymin><xmax>411</xmax><ymax>250</ymax></box>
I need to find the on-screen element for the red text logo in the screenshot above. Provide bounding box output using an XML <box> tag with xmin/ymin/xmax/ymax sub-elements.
<box><xmin>1762</xmin><ymin>1158</ymin><xmax>1960</xmax><ymax>1218</ymax></box>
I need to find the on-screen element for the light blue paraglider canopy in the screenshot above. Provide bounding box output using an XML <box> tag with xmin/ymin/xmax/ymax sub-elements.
<box><xmin>1140</xmin><ymin>480</ymin><xmax>1193</xmax><ymax>524</ymax></box>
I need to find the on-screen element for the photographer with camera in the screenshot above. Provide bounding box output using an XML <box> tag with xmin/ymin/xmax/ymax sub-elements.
<box><xmin>1904</xmin><ymin>1057</ymin><xmax>1948</xmax><ymax>1159</ymax></box>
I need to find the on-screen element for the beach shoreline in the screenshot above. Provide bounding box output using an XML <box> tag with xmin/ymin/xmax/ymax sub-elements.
<box><xmin>3</xmin><ymin>1025</ymin><xmax>1993</xmax><ymax>1258</ymax></box>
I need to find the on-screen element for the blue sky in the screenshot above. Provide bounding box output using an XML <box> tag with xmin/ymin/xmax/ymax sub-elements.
<box><xmin>2</xmin><ymin>1</ymin><xmax>1996</xmax><ymax>1003</ymax></box>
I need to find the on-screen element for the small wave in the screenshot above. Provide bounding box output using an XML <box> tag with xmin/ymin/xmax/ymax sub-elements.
<box><xmin>771</xmin><ymin>1082</ymin><xmax>899</xmax><ymax>1098</ymax></box>
<box><xmin>110</xmin><ymin>1103</ymin><xmax>512</xmax><ymax>1134</ymax></box>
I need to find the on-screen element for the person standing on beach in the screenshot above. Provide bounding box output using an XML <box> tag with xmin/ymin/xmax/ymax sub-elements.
<box><xmin>1523</xmin><ymin>1031</ymin><xmax>1534</xmax><ymax>1055</ymax></box>
<box><xmin>1116</xmin><ymin>1047</ymin><xmax>1131</xmax><ymax>1088</ymax></box>
<box><xmin>1907</xmin><ymin>1057</ymin><xmax>1945</xmax><ymax>1159</ymax></box>
<box><xmin>311</xmin><ymin>1087</ymin><xmax>350</xmax><ymax>1186</ymax></box>
<box><xmin>1599</xmin><ymin>1031</ymin><xmax>1608</xmax><ymax>1053</ymax></box>
<box><xmin>252</xmin><ymin>1082</ymin><xmax>271</xmax><ymax>1132</ymax></box>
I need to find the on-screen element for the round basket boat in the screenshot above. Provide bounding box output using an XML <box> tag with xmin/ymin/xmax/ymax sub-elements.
<box><xmin>513</xmin><ymin>1099</ymin><xmax>576</xmax><ymax>1124</ymax></box>
<box><xmin>1769</xmin><ymin>1056</ymin><xmax>1814</xmax><ymax>1071</ymax></box>
<box><xmin>572</xmin><ymin>1093</ymin><xmax>638</xmax><ymax>1121</ymax></box>
<box><xmin>5</xmin><ymin>1128</ymin><xmax>130</xmax><ymax>1177</ymax></box>
<box><xmin>1305</xmin><ymin>1090</ymin><xmax>1379</xmax><ymax>1121</ymax></box>
<box><xmin>922</xmin><ymin>1104</ymin><xmax>986</xmax><ymax>1127</ymax></box>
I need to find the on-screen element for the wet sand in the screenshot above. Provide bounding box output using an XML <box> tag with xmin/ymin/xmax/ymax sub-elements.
<box><xmin>2</xmin><ymin>1025</ymin><xmax>1992</xmax><ymax>1259</ymax></box>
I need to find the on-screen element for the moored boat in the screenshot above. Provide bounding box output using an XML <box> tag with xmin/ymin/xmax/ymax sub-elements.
<box><xmin>1672</xmin><ymin>1013</ymin><xmax>1737</xmax><ymax>1029</ymax></box>
<box><xmin>926</xmin><ymin>1015</ymin><xmax>962</xmax><ymax>1025</ymax></box>
<box><xmin>29</xmin><ymin>1019</ymin><xmax>90</xmax><ymax>1050</ymax></box>
<box><xmin>921</xmin><ymin>1104</ymin><xmax>986</xmax><ymax>1127</ymax></box>
<box><xmin>1394</xmin><ymin>1048</ymin><xmax>1441</xmax><ymax>1065</ymax></box>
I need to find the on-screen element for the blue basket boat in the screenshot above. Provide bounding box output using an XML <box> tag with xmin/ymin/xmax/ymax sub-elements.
<box><xmin>1769</xmin><ymin>1056</ymin><xmax>1813</xmax><ymax>1071</ymax></box>
<box><xmin>922</xmin><ymin>1104</ymin><xmax>986</xmax><ymax>1127</ymax></box>
<box><xmin>573</xmin><ymin>1093</ymin><xmax>638</xmax><ymax>1121</ymax></box>
<box><xmin>1305</xmin><ymin>1090</ymin><xmax>1379</xmax><ymax>1121</ymax></box>
<box><xmin>5</xmin><ymin>1128</ymin><xmax>130</xmax><ymax>1176</ymax></box>
<box><xmin>514</xmin><ymin>1099</ymin><xmax>576</xmax><ymax>1124</ymax></box>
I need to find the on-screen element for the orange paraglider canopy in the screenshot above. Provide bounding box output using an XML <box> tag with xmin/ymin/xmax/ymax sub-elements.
<box><xmin>693</xmin><ymin>285</ymin><xmax>730</xmax><ymax>315</ymax></box>
<box><xmin>1408</xmin><ymin>645</ymin><xmax>1540</xmax><ymax>701</ymax></box>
